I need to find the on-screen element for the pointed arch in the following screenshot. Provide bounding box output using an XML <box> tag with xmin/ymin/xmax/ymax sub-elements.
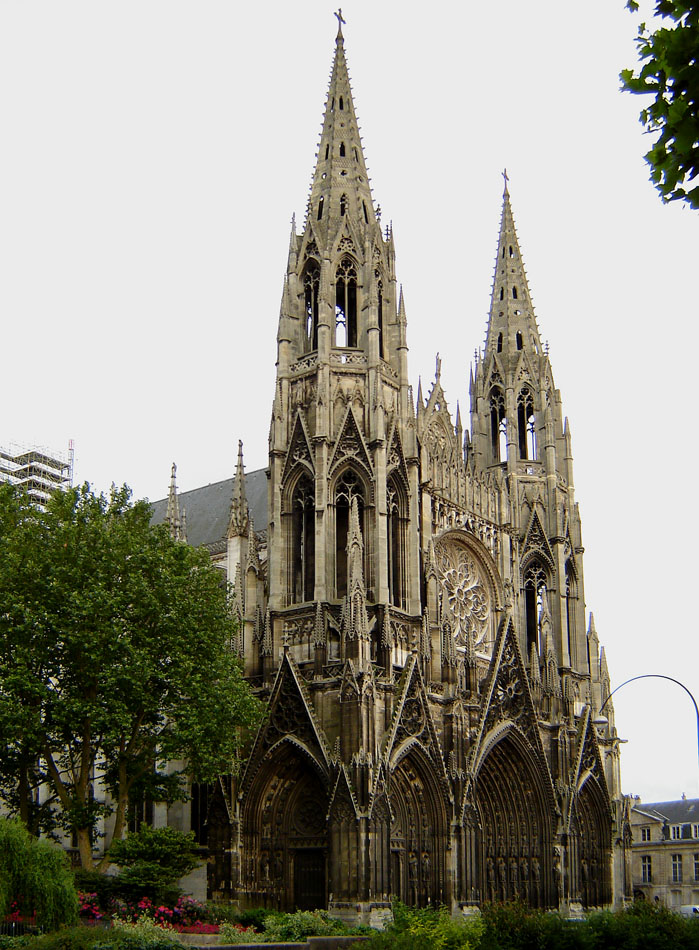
<box><xmin>386</xmin><ymin>471</ymin><xmax>408</xmax><ymax>609</ymax></box>
<box><xmin>290</xmin><ymin>474</ymin><xmax>315</xmax><ymax>603</ymax></box>
<box><xmin>471</xmin><ymin>729</ymin><xmax>557</xmax><ymax>908</ymax></box>
<box><xmin>332</xmin><ymin>466</ymin><xmax>370</xmax><ymax>599</ymax></box>
<box><xmin>522</xmin><ymin>558</ymin><xmax>549</xmax><ymax>655</ymax></box>
<box><xmin>388</xmin><ymin>743</ymin><xmax>450</xmax><ymax>907</ymax></box>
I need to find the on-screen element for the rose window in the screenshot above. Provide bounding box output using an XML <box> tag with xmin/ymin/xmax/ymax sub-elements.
<box><xmin>435</xmin><ymin>540</ymin><xmax>491</xmax><ymax>655</ymax></box>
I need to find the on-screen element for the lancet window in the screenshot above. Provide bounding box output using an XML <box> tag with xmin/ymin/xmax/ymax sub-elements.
<box><xmin>303</xmin><ymin>262</ymin><xmax>320</xmax><ymax>350</ymax></box>
<box><xmin>335</xmin><ymin>257</ymin><xmax>357</xmax><ymax>347</ymax></box>
<box><xmin>376</xmin><ymin>272</ymin><xmax>384</xmax><ymax>359</ymax></box>
<box><xmin>524</xmin><ymin>561</ymin><xmax>548</xmax><ymax>654</ymax></box>
<box><xmin>517</xmin><ymin>389</ymin><xmax>536</xmax><ymax>460</ymax></box>
<box><xmin>565</xmin><ymin>562</ymin><xmax>576</xmax><ymax>666</ymax></box>
<box><xmin>291</xmin><ymin>476</ymin><xmax>315</xmax><ymax>603</ymax></box>
<box><xmin>386</xmin><ymin>478</ymin><xmax>406</xmax><ymax>608</ymax></box>
<box><xmin>335</xmin><ymin>469</ymin><xmax>364</xmax><ymax>599</ymax></box>
<box><xmin>490</xmin><ymin>388</ymin><xmax>507</xmax><ymax>463</ymax></box>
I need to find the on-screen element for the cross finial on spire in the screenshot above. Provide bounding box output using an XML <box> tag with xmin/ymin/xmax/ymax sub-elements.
<box><xmin>435</xmin><ymin>352</ymin><xmax>442</xmax><ymax>381</ymax></box>
<box><xmin>334</xmin><ymin>8</ymin><xmax>345</xmax><ymax>36</ymax></box>
<box><xmin>502</xmin><ymin>168</ymin><xmax>509</xmax><ymax>194</ymax></box>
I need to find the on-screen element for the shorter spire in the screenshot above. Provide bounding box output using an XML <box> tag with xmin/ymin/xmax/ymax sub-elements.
<box><xmin>229</xmin><ymin>440</ymin><xmax>249</xmax><ymax>538</ymax></box>
<box><xmin>166</xmin><ymin>463</ymin><xmax>182</xmax><ymax>541</ymax></box>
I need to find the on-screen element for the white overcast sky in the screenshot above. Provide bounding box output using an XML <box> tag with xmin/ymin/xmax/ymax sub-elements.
<box><xmin>1</xmin><ymin>1</ymin><xmax>697</xmax><ymax>805</ymax></box>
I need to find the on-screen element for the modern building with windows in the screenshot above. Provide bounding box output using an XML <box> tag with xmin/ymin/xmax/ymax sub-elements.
<box><xmin>151</xmin><ymin>18</ymin><xmax>628</xmax><ymax>918</ymax></box>
<box><xmin>631</xmin><ymin>798</ymin><xmax>699</xmax><ymax>908</ymax></box>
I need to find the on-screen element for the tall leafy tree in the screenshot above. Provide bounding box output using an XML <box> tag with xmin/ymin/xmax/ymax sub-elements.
<box><xmin>621</xmin><ymin>1</ymin><xmax>699</xmax><ymax>208</ymax></box>
<box><xmin>0</xmin><ymin>483</ymin><xmax>262</xmax><ymax>869</ymax></box>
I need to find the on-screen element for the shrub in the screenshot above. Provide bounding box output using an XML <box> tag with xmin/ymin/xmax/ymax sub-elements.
<box><xmin>108</xmin><ymin>827</ymin><xmax>199</xmax><ymax>883</ymax></box>
<box><xmin>262</xmin><ymin>909</ymin><xmax>349</xmax><ymax>941</ymax></box>
<box><xmin>0</xmin><ymin>818</ymin><xmax>77</xmax><ymax>931</ymax></box>
<box><xmin>111</xmin><ymin>917</ymin><xmax>181</xmax><ymax>948</ymax></box>
<box><xmin>366</xmin><ymin>901</ymin><xmax>485</xmax><ymax>950</ymax></box>
<box><xmin>218</xmin><ymin>922</ymin><xmax>265</xmax><ymax>944</ymax></box>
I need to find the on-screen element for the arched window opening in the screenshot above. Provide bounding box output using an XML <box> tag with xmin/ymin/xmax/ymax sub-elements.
<box><xmin>335</xmin><ymin>470</ymin><xmax>364</xmax><ymax>599</ymax></box>
<box><xmin>292</xmin><ymin>477</ymin><xmax>315</xmax><ymax>603</ymax></box>
<box><xmin>490</xmin><ymin>388</ymin><xmax>506</xmax><ymax>463</ymax></box>
<box><xmin>363</xmin><ymin>201</ymin><xmax>369</xmax><ymax>223</ymax></box>
<box><xmin>499</xmin><ymin>287</ymin><xmax>504</xmax><ymax>300</ymax></box>
<box><xmin>517</xmin><ymin>389</ymin><xmax>536</xmax><ymax>459</ymax></box>
<box><xmin>325</xmin><ymin>144</ymin><xmax>329</xmax><ymax>160</ymax></box>
<box><xmin>317</xmin><ymin>196</ymin><xmax>324</xmax><ymax>220</ymax></box>
<box><xmin>516</xmin><ymin>331</ymin><xmax>523</xmax><ymax>350</ymax></box>
<box><xmin>354</xmin><ymin>147</ymin><xmax>359</xmax><ymax>161</ymax></box>
<box><xmin>340</xmin><ymin>141</ymin><xmax>346</xmax><ymax>157</ymax></box>
<box><xmin>497</xmin><ymin>332</ymin><xmax>503</xmax><ymax>353</ymax></box>
<box><xmin>339</xmin><ymin>96</ymin><xmax>344</xmax><ymax>110</ymax></box>
<box><xmin>565</xmin><ymin>563</ymin><xmax>575</xmax><ymax>666</ymax></box>
<box><xmin>340</xmin><ymin>193</ymin><xmax>347</xmax><ymax>216</ymax></box>
<box><xmin>335</xmin><ymin>257</ymin><xmax>357</xmax><ymax>347</ymax></box>
<box><xmin>303</xmin><ymin>262</ymin><xmax>320</xmax><ymax>350</ymax></box>
<box><xmin>524</xmin><ymin>562</ymin><xmax>548</xmax><ymax>654</ymax></box>
<box><xmin>386</xmin><ymin>481</ymin><xmax>405</xmax><ymax>608</ymax></box>
<box><xmin>512</xmin><ymin>286</ymin><xmax>518</xmax><ymax>299</ymax></box>
<box><xmin>509</xmin><ymin>245</ymin><xmax>514</xmax><ymax>257</ymax></box>
<box><xmin>331</xmin><ymin>97</ymin><xmax>335</xmax><ymax>111</ymax></box>
<box><xmin>502</xmin><ymin>246</ymin><xmax>506</xmax><ymax>258</ymax></box>
<box><xmin>376</xmin><ymin>272</ymin><xmax>384</xmax><ymax>359</ymax></box>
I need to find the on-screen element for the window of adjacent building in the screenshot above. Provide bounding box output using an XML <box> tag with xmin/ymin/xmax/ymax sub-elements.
<box><xmin>695</xmin><ymin>854</ymin><xmax>699</xmax><ymax>882</ymax></box>
<box><xmin>641</xmin><ymin>826</ymin><xmax>651</xmax><ymax>842</ymax></box>
<box><xmin>191</xmin><ymin>782</ymin><xmax>212</xmax><ymax>846</ymax></box>
<box><xmin>672</xmin><ymin>825</ymin><xmax>682</xmax><ymax>840</ymax></box>
<box><xmin>642</xmin><ymin>855</ymin><xmax>652</xmax><ymax>883</ymax></box>
<box><xmin>693</xmin><ymin>824</ymin><xmax>699</xmax><ymax>839</ymax></box>
<box><xmin>335</xmin><ymin>257</ymin><xmax>357</xmax><ymax>347</ymax></box>
<box><xmin>673</xmin><ymin>854</ymin><xmax>683</xmax><ymax>882</ymax></box>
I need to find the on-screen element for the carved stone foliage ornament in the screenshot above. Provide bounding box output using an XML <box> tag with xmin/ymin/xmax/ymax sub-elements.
<box><xmin>435</xmin><ymin>539</ymin><xmax>491</xmax><ymax>656</ymax></box>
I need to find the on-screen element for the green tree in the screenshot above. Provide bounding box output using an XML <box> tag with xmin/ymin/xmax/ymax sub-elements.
<box><xmin>0</xmin><ymin>817</ymin><xmax>77</xmax><ymax>930</ymax></box>
<box><xmin>621</xmin><ymin>1</ymin><xmax>699</xmax><ymax>208</ymax></box>
<box><xmin>0</xmin><ymin>483</ymin><xmax>262</xmax><ymax>870</ymax></box>
<box><xmin>108</xmin><ymin>825</ymin><xmax>200</xmax><ymax>899</ymax></box>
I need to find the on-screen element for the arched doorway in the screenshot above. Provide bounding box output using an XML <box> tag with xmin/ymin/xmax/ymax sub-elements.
<box><xmin>240</xmin><ymin>743</ymin><xmax>329</xmax><ymax>911</ymax></box>
<box><xmin>473</xmin><ymin>732</ymin><xmax>557</xmax><ymax>908</ymax></box>
<box><xmin>389</xmin><ymin>746</ymin><xmax>450</xmax><ymax>907</ymax></box>
<box><xmin>569</xmin><ymin>777</ymin><xmax>613</xmax><ymax>908</ymax></box>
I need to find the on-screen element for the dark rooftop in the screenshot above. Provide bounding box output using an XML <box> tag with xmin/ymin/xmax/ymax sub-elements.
<box><xmin>633</xmin><ymin>799</ymin><xmax>699</xmax><ymax>824</ymax></box>
<box><xmin>149</xmin><ymin>467</ymin><xmax>268</xmax><ymax>549</ymax></box>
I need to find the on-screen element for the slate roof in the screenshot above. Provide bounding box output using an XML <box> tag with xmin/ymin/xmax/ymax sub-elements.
<box><xmin>633</xmin><ymin>799</ymin><xmax>699</xmax><ymax>824</ymax></box>
<box><xmin>149</xmin><ymin>467</ymin><xmax>268</xmax><ymax>550</ymax></box>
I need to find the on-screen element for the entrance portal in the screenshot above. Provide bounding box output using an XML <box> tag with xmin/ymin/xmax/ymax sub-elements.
<box><xmin>294</xmin><ymin>849</ymin><xmax>325</xmax><ymax>910</ymax></box>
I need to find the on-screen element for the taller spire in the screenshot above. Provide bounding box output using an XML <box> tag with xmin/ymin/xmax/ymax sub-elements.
<box><xmin>166</xmin><ymin>462</ymin><xmax>182</xmax><ymax>541</ymax></box>
<box><xmin>485</xmin><ymin>175</ymin><xmax>543</xmax><ymax>365</ymax></box>
<box><xmin>306</xmin><ymin>12</ymin><xmax>378</xmax><ymax>246</ymax></box>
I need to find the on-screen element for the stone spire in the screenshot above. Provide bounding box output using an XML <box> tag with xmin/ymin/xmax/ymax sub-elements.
<box><xmin>228</xmin><ymin>440</ymin><xmax>249</xmax><ymax>538</ymax></box>
<box><xmin>165</xmin><ymin>463</ymin><xmax>182</xmax><ymax>541</ymax></box>
<box><xmin>344</xmin><ymin>496</ymin><xmax>369</xmax><ymax>641</ymax></box>
<box><xmin>306</xmin><ymin>13</ymin><xmax>377</xmax><ymax>248</ymax></box>
<box><xmin>484</xmin><ymin>175</ymin><xmax>544</xmax><ymax>365</ymax></box>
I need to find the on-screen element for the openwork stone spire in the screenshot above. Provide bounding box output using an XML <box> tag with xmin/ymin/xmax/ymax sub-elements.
<box><xmin>306</xmin><ymin>14</ymin><xmax>378</xmax><ymax>248</ymax></box>
<box><xmin>485</xmin><ymin>177</ymin><xmax>544</xmax><ymax>364</ymax></box>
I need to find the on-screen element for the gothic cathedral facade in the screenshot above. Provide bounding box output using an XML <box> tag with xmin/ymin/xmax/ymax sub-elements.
<box><xmin>163</xmin><ymin>20</ymin><xmax>630</xmax><ymax>918</ymax></box>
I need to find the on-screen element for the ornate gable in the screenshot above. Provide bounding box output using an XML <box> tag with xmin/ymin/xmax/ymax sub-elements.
<box><xmin>240</xmin><ymin>649</ymin><xmax>331</xmax><ymax>797</ymax></box>
<box><xmin>386</xmin><ymin>422</ymin><xmax>409</xmax><ymax>488</ymax></box>
<box><xmin>327</xmin><ymin>765</ymin><xmax>359</xmax><ymax>822</ymax></box>
<box><xmin>522</xmin><ymin>509</ymin><xmax>555</xmax><ymax>569</ymax></box>
<box><xmin>571</xmin><ymin>707</ymin><xmax>609</xmax><ymax>799</ymax></box>
<box><xmin>282</xmin><ymin>410</ymin><xmax>315</xmax><ymax>483</ymax></box>
<box><xmin>329</xmin><ymin>405</ymin><xmax>373</xmax><ymax>478</ymax></box>
<box><xmin>382</xmin><ymin>655</ymin><xmax>450</xmax><ymax>796</ymax></box>
<box><xmin>467</xmin><ymin>616</ymin><xmax>553</xmax><ymax>792</ymax></box>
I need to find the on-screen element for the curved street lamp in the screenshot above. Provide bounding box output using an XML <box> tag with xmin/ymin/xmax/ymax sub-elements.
<box><xmin>598</xmin><ymin>674</ymin><xmax>699</xmax><ymax>769</ymax></box>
